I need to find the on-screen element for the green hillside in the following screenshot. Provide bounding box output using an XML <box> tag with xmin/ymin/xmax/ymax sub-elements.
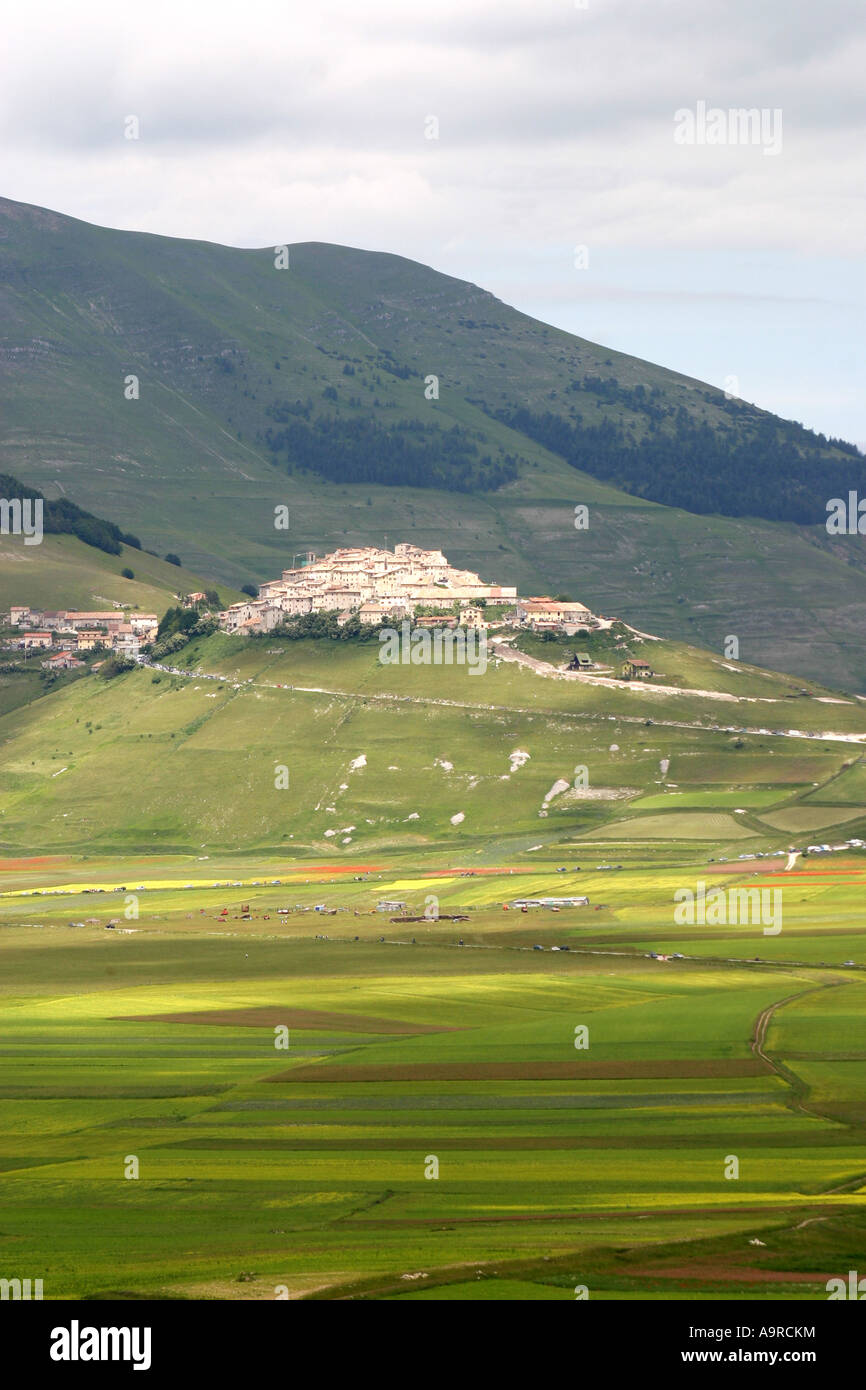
<box><xmin>0</xmin><ymin>531</ymin><xmax>243</xmax><ymax>617</ymax></box>
<box><xmin>1</xmin><ymin>628</ymin><xmax>864</xmax><ymax>856</ymax></box>
<box><xmin>2</xmin><ymin>197</ymin><xmax>866</xmax><ymax>689</ymax></box>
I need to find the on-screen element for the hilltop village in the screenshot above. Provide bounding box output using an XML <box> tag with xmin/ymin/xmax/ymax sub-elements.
<box><xmin>3</xmin><ymin>545</ymin><xmax>655</xmax><ymax>678</ymax></box>
<box><xmin>219</xmin><ymin>543</ymin><xmax>599</xmax><ymax>637</ymax></box>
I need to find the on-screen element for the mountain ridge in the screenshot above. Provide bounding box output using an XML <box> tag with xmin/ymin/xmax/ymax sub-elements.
<box><xmin>2</xmin><ymin>195</ymin><xmax>866</xmax><ymax>688</ymax></box>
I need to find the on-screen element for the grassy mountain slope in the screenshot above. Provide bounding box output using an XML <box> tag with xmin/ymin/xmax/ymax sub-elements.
<box><xmin>1</xmin><ymin>630</ymin><xmax>863</xmax><ymax>855</ymax></box>
<box><xmin>2</xmin><ymin>196</ymin><xmax>865</xmax><ymax>686</ymax></box>
<box><xmin>0</xmin><ymin>532</ymin><xmax>243</xmax><ymax>617</ymax></box>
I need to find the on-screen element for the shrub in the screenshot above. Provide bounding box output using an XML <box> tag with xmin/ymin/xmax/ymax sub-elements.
<box><xmin>99</xmin><ymin>656</ymin><xmax>135</xmax><ymax>680</ymax></box>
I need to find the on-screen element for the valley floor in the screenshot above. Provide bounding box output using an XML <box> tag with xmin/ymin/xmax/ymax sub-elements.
<box><xmin>1</xmin><ymin>844</ymin><xmax>865</xmax><ymax>1301</ymax></box>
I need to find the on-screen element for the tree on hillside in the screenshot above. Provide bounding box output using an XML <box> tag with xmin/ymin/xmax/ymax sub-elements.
<box><xmin>99</xmin><ymin>656</ymin><xmax>135</xmax><ymax>679</ymax></box>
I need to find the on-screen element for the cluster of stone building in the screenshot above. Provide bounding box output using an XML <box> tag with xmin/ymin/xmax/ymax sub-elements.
<box><xmin>5</xmin><ymin>607</ymin><xmax>159</xmax><ymax>669</ymax></box>
<box><xmin>3</xmin><ymin>546</ymin><xmax>602</xmax><ymax>672</ymax></box>
<box><xmin>219</xmin><ymin>543</ymin><xmax>597</xmax><ymax>636</ymax></box>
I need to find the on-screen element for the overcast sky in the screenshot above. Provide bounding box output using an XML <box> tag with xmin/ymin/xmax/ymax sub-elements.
<box><xmin>2</xmin><ymin>0</ymin><xmax>864</xmax><ymax>439</ymax></box>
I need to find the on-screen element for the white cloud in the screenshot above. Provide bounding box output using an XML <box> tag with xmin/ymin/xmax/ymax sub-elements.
<box><xmin>0</xmin><ymin>0</ymin><xmax>863</xmax><ymax>434</ymax></box>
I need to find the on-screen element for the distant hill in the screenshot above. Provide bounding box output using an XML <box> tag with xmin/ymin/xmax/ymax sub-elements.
<box><xmin>2</xmin><ymin>196</ymin><xmax>866</xmax><ymax>687</ymax></box>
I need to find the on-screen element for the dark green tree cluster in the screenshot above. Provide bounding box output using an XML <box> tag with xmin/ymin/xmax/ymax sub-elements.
<box><xmin>99</xmin><ymin>655</ymin><xmax>136</xmax><ymax>679</ymax></box>
<box><xmin>374</xmin><ymin>353</ymin><xmax>415</xmax><ymax>381</ymax></box>
<box><xmin>492</xmin><ymin>402</ymin><xmax>865</xmax><ymax>524</ymax></box>
<box><xmin>567</xmin><ymin>376</ymin><xmax>670</xmax><ymax>423</ymax></box>
<box><xmin>0</xmin><ymin>473</ymin><xmax>141</xmax><ymax>554</ymax></box>
<box><xmin>267</xmin><ymin>611</ymin><xmax>382</xmax><ymax>642</ymax></box>
<box><xmin>149</xmin><ymin>613</ymin><xmax>217</xmax><ymax>660</ymax></box>
<box><xmin>261</xmin><ymin>415</ymin><xmax>519</xmax><ymax>492</ymax></box>
<box><xmin>156</xmin><ymin>606</ymin><xmax>200</xmax><ymax>640</ymax></box>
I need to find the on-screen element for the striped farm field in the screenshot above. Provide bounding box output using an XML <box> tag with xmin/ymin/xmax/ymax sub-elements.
<box><xmin>590</xmin><ymin>812</ymin><xmax>757</xmax><ymax>840</ymax></box>
<box><xmin>1</xmin><ymin>843</ymin><xmax>865</xmax><ymax>1300</ymax></box>
<box><xmin>758</xmin><ymin>806</ymin><xmax>866</xmax><ymax>832</ymax></box>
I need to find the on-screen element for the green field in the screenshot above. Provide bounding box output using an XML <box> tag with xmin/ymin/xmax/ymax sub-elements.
<box><xmin>0</xmin><ymin>630</ymin><xmax>864</xmax><ymax>1299</ymax></box>
<box><xmin>1</xmin><ymin>857</ymin><xmax>865</xmax><ymax>1301</ymax></box>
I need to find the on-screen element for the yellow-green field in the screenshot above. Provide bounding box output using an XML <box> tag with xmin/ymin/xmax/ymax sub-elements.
<box><xmin>1</xmin><ymin>842</ymin><xmax>865</xmax><ymax>1300</ymax></box>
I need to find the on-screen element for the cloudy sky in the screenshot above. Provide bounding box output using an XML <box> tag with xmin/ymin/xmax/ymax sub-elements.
<box><xmin>2</xmin><ymin>0</ymin><xmax>863</xmax><ymax>439</ymax></box>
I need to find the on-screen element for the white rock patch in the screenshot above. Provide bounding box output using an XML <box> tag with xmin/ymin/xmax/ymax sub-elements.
<box><xmin>561</xmin><ymin>786</ymin><xmax>638</xmax><ymax>802</ymax></box>
<box><xmin>509</xmin><ymin>749</ymin><xmax>531</xmax><ymax>773</ymax></box>
<box><xmin>543</xmin><ymin>778</ymin><xmax>571</xmax><ymax>807</ymax></box>
<box><xmin>450</xmin><ymin>812</ymin><xmax>465</xmax><ymax>825</ymax></box>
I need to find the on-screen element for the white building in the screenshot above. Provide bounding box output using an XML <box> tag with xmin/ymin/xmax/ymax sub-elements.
<box><xmin>129</xmin><ymin>613</ymin><xmax>158</xmax><ymax>637</ymax></box>
<box><xmin>111</xmin><ymin>626</ymin><xmax>141</xmax><ymax>657</ymax></box>
<box><xmin>221</xmin><ymin>544</ymin><xmax>518</xmax><ymax>634</ymax></box>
